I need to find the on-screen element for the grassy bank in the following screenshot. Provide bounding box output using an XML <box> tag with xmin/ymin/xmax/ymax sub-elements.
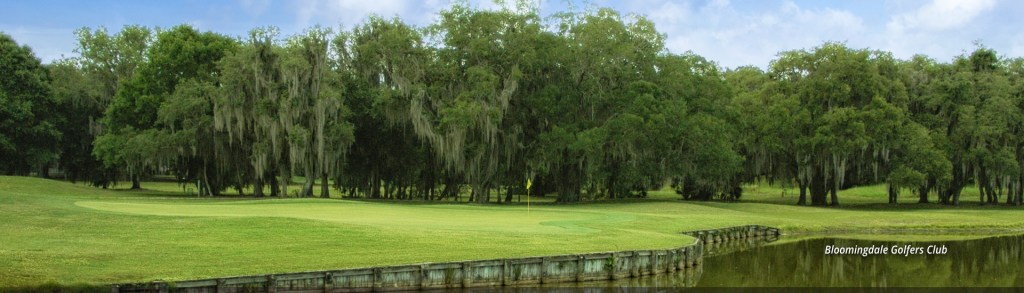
<box><xmin>1</xmin><ymin>176</ymin><xmax>1023</xmax><ymax>287</ymax></box>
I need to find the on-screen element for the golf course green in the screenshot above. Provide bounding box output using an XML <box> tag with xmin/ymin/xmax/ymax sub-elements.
<box><xmin>2</xmin><ymin>176</ymin><xmax>1023</xmax><ymax>287</ymax></box>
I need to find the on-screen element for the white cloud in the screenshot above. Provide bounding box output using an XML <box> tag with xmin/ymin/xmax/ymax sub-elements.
<box><xmin>707</xmin><ymin>0</ymin><xmax>730</xmax><ymax>11</ymax></box>
<box><xmin>881</xmin><ymin>0</ymin><xmax>1000</xmax><ymax>62</ymax></box>
<box><xmin>646</xmin><ymin>1</ymin><xmax>691</xmax><ymax>28</ymax></box>
<box><xmin>9</xmin><ymin>0</ymin><xmax>1015</xmax><ymax>67</ymax></box>
<box><xmin>238</xmin><ymin>0</ymin><xmax>272</xmax><ymax>16</ymax></box>
<box><xmin>887</xmin><ymin>0</ymin><xmax>998</xmax><ymax>33</ymax></box>
<box><xmin>1007</xmin><ymin>32</ymin><xmax>1024</xmax><ymax>59</ymax></box>
<box><xmin>286</xmin><ymin>0</ymin><xmax>548</xmax><ymax>35</ymax></box>
<box><xmin>1</xmin><ymin>26</ymin><xmax>77</xmax><ymax>63</ymax></box>
<box><xmin>640</xmin><ymin>0</ymin><xmax>866</xmax><ymax>68</ymax></box>
<box><xmin>291</xmin><ymin>0</ymin><xmax>427</xmax><ymax>28</ymax></box>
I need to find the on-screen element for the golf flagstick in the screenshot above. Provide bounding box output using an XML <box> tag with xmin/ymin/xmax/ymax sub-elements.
<box><xmin>526</xmin><ymin>178</ymin><xmax>532</xmax><ymax>214</ymax></box>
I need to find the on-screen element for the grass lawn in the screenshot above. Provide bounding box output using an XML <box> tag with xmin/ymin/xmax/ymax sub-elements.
<box><xmin>1</xmin><ymin>176</ymin><xmax>1023</xmax><ymax>287</ymax></box>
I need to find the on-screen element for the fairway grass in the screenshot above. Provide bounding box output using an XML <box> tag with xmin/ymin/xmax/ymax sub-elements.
<box><xmin>2</xmin><ymin>176</ymin><xmax>1024</xmax><ymax>287</ymax></box>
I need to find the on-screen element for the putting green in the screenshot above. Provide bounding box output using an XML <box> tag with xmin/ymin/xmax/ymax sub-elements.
<box><xmin>75</xmin><ymin>199</ymin><xmax>637</xmax><ymax>234</ymax></box>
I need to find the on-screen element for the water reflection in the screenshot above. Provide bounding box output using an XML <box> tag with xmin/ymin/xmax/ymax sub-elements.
<box><xmin>533</xmin><ymin>233</ymin><xmax>1024</xmax><ymax>288</ymax></box>
<box><xmin>701</xmin><ymin>234</ymin><xmax>780</xmax><ymax>257</ymax></box>
<box><xmin>697</xmin><ymin>234</ymin><xmax>1024</xmax><ymax>287</ymax></box>
<box><xmin>571</xmin><ymin>264</ymin><xmax>705</xmax><ymax>288</ymax></box>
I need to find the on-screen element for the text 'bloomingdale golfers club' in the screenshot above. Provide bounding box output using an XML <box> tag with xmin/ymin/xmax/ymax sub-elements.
<box><xmin>825</xmin><ymin>244</ymin><xmax>949</xmax><ymax>257</ymax></box>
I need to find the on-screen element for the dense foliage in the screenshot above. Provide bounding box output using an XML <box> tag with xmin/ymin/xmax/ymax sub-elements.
<box><xmin>0</xmin><ymin>33</ymin><xmax>59</xmax><ymax>175</ymax></box>
<box><xmin>3</xmin><ymin>4</ymin><xmax>1024</xmax><ymax>206</ymax></box>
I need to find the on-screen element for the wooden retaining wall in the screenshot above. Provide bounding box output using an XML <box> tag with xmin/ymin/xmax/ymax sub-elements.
<box><xmin>114</xmin><ymin>225</ymin><xmax>779</xmax><ymax>292</ymax></box>
<box><xmin>682</xmin><ymin>225</ymin><xmax>781</xmax><ymax>247</ymax></box>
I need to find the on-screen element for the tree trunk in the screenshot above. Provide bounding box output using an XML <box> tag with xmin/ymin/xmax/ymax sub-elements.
<box><xmin>555</xmin><ymin>160</ymin><xmax>582</xmax><ymax>203</ymax></box>
<box><xmin>300</xmin><ymin>174</ymin><xmax>314</xmax><ymax>198</ymax></box>
<box><xmin>938</xmin><ymin>183</ymin><xmax>949</xmax><ymax>205</ymax></box>
<box><xmin>279</xmin><ymin>170</ymin><xmax>289</xmax><ymax>198</ymax></box>
<box><xmin>829</xmin><ymin>179</ymin><xmax>840</xmax><ymax>206</ymax></box>
<box><xmin>888</xmin><ymin>184</ymin><xmax>897</xmax><ymax>204</ymax></box>
<box><xmin>1006</xmin><ymin>180</ymin><xmax>1014</xmax><ymax>205</ymax></box>
<box><xmin>996</xmin><ymin>176</ymin><xmax>1004</xmax><ymax>204</ymax></box>
<box><xmin>202</xmin><ymin>160</ymin><xmax>213</xmax><ymax>196</ymax></box>
<box><xmin>504</xmin><ymin>186</ymin><xmax>514</xmax><ymax>203</ymax></box>
<box><xmin>131</xmin><ymin>174</ymin><xmax>141</xmax><ymax>190</ymax></box>
<box><xmin>269</xmin><ymin>178</ymin><xmax>279</xmax><ymax>197</ymax></box>
<box><xmin>918</xmin><ymin>177</ymin><xmax>933</xmax><ymax>204</ymax></box>
<box><xmin>828</xmin><ymin>155</ymin><xmax>842</xmax><ymax>207</ymax></box>
<box><xmin>977</xmin><ymin>167</ymin><xmax>988</xmax><ymax>205</ymax></box>
<box><xmin>321</xmin><ymin>172</ymin><xmax>330</xmax><ymax>198</ymax></box>
<box><xmin>254</xmin><ymin>179</ymin><xmax>265</xmax><ymax>197</ymax></box>
<box><xmin>607</xmin><ymin>160</ymin><xmax>620</xmax><ymax>199</ymax></box>
<box><xmin>943</xmin><ymin>167</ymin><xmax>965</xmax><ymax>206</ymax></box>
<box><xmin>439</xmin><ymin>175</ymin><xmax>457</xmax><ymax>201</ymax></box>
<box><xmin>476</xmin><ymin>183</ymin><xmax>491</xmax><ymax>203</ymax></box>
<box><xmin>370</xmin><ymin>177</ymin><xmax>381</xmax><ymax>199</ymax></box>
<box><xmin>952</xmin><ymin>188</ymin><xmax>961</xmax><ymax>205</ymax></box>
<box><xmin>797</xmin><ymin>178</ymin><xmax>808</xmax><ymax>206</ymax></box>
<box><xmin>809</xmin><ymin>168</ymin><xmax>828</xmax><ymax>206</ymax></box>
<box><xmin>202</xmin><ymin>170</ymin><xmax>211</xmax><ymax>197</ymax></box>
<box><xmin>1016</xmin><ymin>174</ymin><xmax>1024</xmax><ymax>206</ymax></box>
<box><xmin>39</xmin><ymin>163</ymin><xmax>51</xmax><ymax>178</ymax></box>
<box><xmin>988</xmin><ymin>183</ymin><xmax>997</xmax><ymax>204</ymax></box>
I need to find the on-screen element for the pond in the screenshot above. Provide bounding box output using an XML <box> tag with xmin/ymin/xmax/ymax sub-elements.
<box><xmin>559</xmin><ymin>233</ymin><xmax>1024</xmax><ymax>288</ymax></box>
<box><xmin>696</xmin><ymin>233</ymin><xmax>1024</xmax><ymax>287</ymax></box>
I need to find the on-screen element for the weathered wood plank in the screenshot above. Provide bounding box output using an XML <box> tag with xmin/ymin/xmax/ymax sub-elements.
<box><xmin>112</xmin><ymin>225</ymin><xmax>780</xmax><ymax>292</ymax></box>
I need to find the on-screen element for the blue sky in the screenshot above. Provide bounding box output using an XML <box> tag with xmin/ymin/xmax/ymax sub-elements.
<box><xmin>2</xmin><ymin>0</ymin><xmax>1022</xmax><ymax>69</ymax></box>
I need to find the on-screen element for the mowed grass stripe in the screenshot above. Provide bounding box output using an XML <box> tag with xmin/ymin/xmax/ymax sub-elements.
<box><xmin>74</xmin><ymin>200</ymin><xmax>634</xmax><ymax>234</ymax></box>
<box><xmin>2</xmin><ymin>176</ymin><xmax>1024</xmax><ymax>287</ymax></box>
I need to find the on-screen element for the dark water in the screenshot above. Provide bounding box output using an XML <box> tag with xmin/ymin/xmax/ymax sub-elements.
<box><xmin>549</xmin><ymin>234</ymin><xmax>1024</xmax><ymax>288</ymax></box>
<box><xmin>697</xmin><ymin>234</ymin><xmax>1024</xmax><ymax>287</ymax></box>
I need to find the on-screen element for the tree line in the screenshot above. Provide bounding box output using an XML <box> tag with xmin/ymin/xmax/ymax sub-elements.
<box><xmin>2</xmin><ymin>3</ymin><xmax>1023</xmax><ymax>206</ymax></box>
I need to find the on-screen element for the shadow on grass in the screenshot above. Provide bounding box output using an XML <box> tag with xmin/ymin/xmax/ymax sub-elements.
<box><xmin>65</xmin><ymin>177</ymin><xmax>1024</xmax><ymax>211</ymax></box>
<box><xmin>733</xmin><ymin>198</ymin><xmax>1024</xmax><ymax>211</ymax></box>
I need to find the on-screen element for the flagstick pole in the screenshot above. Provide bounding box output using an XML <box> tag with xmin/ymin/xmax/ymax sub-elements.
<box><xmin>526</xmin><ymin>178</ymin><xmax>532</xmax><ymax>215</ymax></box>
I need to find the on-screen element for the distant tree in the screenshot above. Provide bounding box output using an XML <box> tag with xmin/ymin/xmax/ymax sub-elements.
<box><xmin>215</xmin><ymin>27</ymin><xmax>288</xmax><ymax>196</ymax></box>
<box><xmin>416</xmin><ymin>5</ymin><xmax>533</xmax><ymax>203</ymax></box>
<box><xmin>905</xmin><ymin>46</ymin><xmax>1018</xmax><ymax>205</ymax></box>
<box><xmin>333</xmin><ymin>16</ymin><xmax>433</xmax><ymax>199</ymax></box>
<box><xmin>0</xmin><ymin>33</ymin><xmax>60</xmax><ymax>175</ymax></box>
<box><xmin>4</xmin><ymin>2</ymin><xmax>1020</xmax><ymax>208</ymax></box>
<box><xmin>48</xmin><ymin>59</ymin><xmax>117</xmax><ymax>186</ymax></box>
<box><xmin>535</xmin><ymin>8</ymin><xmax>666</xmax><ymax>202</ymax></box>
<box><xmin>659</xmin><ymin>54</ymin><xmax>743</xmax><ymax>201</ymax></box>
<box><xmin>76</xmin><ymin>25</ymin><xmax>152</xmax><ymax>188</ymax></box>
<box><xmin>98</xmin><ymin>25</ymin><xmax>238</xmax><ymax>192</ymax></box>
<box><xmin>959</xmin><ymin>47</ymin><xmax>1016</xmax><ymax>205</ymax></box>
<box><xmin>279</xmin><ymin>27</ymin><xmax>354</xmax><ymax>197</ymax></box>
<box><xmin>213</xmin><ymin>27</ymin><xmax>354</xmax><ymax>198</ymax></box>
<box><xmin>760</xmin><ymin>43</ymin><xmax>909</xmax><ymax>206</ymax></box>
<box><xmin>74</xmin><ymin>25</ymin><xmax>151</xmax><ymax>106</ymax></box>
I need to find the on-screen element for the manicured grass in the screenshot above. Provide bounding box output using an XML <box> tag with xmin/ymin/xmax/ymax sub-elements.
<box><xmin>1</xmin><ymin>176</ymin><xmax>1023</xmax><ymax>287</ymax></box>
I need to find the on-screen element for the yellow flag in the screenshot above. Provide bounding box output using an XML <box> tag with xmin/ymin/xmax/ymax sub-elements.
<box><xmin>526</xmin><ymin>178</ymin><xmax>532</xmax><ymax>214</ymax></box>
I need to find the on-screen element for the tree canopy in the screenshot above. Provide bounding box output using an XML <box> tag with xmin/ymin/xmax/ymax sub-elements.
<box><xmin>0</xmin><ymin>33</ymin><xmax>59</xmax><ymax>175</ymax></box>
<box><xmin>3</xmin><ymin>3</ymin><xmax>1024</xmax><ymax>207</ymax></box>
